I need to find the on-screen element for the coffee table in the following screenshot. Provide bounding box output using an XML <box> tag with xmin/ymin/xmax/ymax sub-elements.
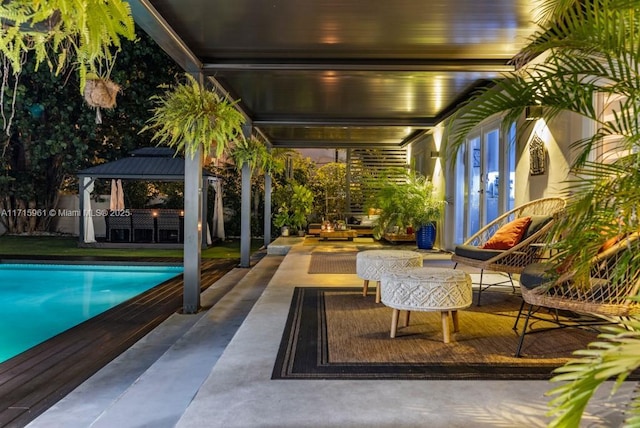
<box><xmin>319</xmin><ymin>229</ymin><xmax>358</xmax><ymax>241</ymax></box>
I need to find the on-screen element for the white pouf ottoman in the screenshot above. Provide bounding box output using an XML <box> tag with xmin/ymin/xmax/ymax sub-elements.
<box><xmin>356</xmin><ymin>250</ymin><xmax>423</xmax><ymax>303</ymax></box>
<box><xmin>380</xmin><ymin>267</ymin><xmax>472</xmax><ymax>343</ymax></box>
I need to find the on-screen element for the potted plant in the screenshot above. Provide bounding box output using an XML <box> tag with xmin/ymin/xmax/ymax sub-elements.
<box><xmin>289</xmin><ymin>183</ymin><xmax>314</xmax><ymax>236</ymax></box>
<box><xmin>0</xmin><ymin>1</ymin><xmax>135</xmax><ymax>131</ymax></box>
<box><xmin>367</xmin><ymin>169</ymin><xmax>445</xmax><ymax>248</ymax></box>
<box><xmin>141</xmin><ymin>73</ymin><xmax>245</xmax><ymax>158</ymax></box>
<box><xmin>0</xmin><ymin>1</ymin><xmax>135</xmax><ymax>94</ymax></box>
<box><xmin>273</xmin><ymin>204</ymin><xmax>292</xmax><ymax>237</ymax></box>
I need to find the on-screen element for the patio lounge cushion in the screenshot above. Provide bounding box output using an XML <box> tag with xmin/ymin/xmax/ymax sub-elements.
<box><xmin>520</xmin><ymin>262</ymin><xmax>554</xmax><ymax>290</ymax></box>
<box><xmin>482</xmin><ymin>217</ymin><xmax>532</xmax><ymax>250</ymax></box>
<box><xmin>523</xmin><ymin>215</ymin><xmax>553</xmax><ymax>240</ymax></box>
<box><xmin>454</xmin><ymin>245</ymin><xmax>504</xmax><ymax>261</ymax></box>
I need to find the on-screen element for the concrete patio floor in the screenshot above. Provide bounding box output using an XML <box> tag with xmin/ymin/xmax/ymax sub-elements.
<box><xmin>28</xmin><ymin>238</ymin><xmax>634</xmax><ymax>428</ymax></box>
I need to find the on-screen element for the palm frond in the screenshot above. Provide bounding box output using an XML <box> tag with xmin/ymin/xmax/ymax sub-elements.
<box><xmin>547</xmin><ymin>320</ymin><xmax>640</xmax><ymax>428</ymax></box>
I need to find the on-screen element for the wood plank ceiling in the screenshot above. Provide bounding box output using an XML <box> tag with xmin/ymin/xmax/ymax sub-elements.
<box><xmin>129</xmin><ymin>0</ymin><xmax>540</xmax><ymax>149</ymax></box>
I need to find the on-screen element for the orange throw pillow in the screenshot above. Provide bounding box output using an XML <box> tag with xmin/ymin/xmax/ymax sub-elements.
<box><xmin>481</xmin><ymin>217</ymin><xmax>532</xmax><ymax>250</ymax></box>
<box><xmin>598</xmin><ymin>234</ymin><xmax>625</xmax><ymax>253</ymax></box>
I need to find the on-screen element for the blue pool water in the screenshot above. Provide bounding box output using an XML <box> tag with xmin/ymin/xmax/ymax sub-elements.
<box><xmin>0</xmin><ymin>263</ymin><xmax>183</xmax><ymax>363</ymax></box>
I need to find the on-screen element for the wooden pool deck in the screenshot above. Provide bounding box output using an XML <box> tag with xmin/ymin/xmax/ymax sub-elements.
<box><xmin>0</xmin><ymin>257</ymin><xmax>239</xmax><ymax>428</ymax></box>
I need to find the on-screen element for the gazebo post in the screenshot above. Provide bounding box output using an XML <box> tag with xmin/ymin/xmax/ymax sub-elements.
<box><xmin>78</xmin><ymin>178</ymin><xmax>85</xmax><ymax>244</ymax></box>
<box><xmin>183</xmin><ymin>145</ymin><xmax>203</xmax><ymax>313</ymax></box>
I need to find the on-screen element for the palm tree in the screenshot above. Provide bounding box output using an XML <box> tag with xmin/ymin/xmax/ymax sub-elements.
<box><xmin>445</xmin><ymin>0</ymin><xmax>640</xmax><ymax>426</ymax></box>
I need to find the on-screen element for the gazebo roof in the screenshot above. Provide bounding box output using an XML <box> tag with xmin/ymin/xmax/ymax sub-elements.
<box><xmin>78</xmin><ymin>147</ymin><xmax>216</xmax><ymax>181</ymax></box>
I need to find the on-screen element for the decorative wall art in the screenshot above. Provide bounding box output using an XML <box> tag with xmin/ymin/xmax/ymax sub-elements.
<box><xmin>529</xmin><ymin>133</ymin><xmax>546</xmax><ymax>175</ymax></box>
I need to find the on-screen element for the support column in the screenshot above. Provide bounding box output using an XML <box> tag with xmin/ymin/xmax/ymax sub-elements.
<box><xmin>240</xmin><ymin>161</ymin><xmax>251</xmax><ymax>267</ymax></box>
<box><xmin>183</xmin><ymin>145</ymin><xmax>203</xmax><ymax>313</ymax></box>
<box><xmin>264</xmin><ymin>170</ymin><xmax>272</xmax><ymax>246</ymax></box>
<box><xmin>240</xmin><ymin>124</ymin><xmax>252</xmax><ymax>267</ymax></box>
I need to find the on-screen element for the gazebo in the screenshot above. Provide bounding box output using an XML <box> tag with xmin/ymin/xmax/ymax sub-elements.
<box><xmin>77</xmin><ymin>147</ymin><xmax>224</xmax><ymax>248</ymax></box>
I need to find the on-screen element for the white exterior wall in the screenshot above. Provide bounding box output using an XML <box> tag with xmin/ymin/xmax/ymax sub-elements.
<box><xmin>516</xmin><ymin>111</ymin><xmax>589</xmax><ymax>205</ymax></box>
<box><xmin>50</xmin><ymin>194</ymin><xmax>110</xmax><ymax>237</ymax></box>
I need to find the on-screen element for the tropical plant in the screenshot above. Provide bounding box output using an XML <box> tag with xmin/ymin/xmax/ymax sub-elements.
<box><xmin>272</xmin><ymin>205</ymin><xmax>291</xmax><ymax>230</ymax></box>
<box><xmin>230</xmin><ymin>136</ymin><xmax>270</xmax><ymax>175</ymax></box>
<box><xmin>310</xmin><ymin>162</ymin><xmax>347</xmax><ymax>220</ymax></box>
<box><xmin>289</xmin><ymin>183</ymin><xmax>314</xmax><ymax>234</ymax></box>
<box><xmin>0</xmin><ymin>1</ymin><xmax>135</xmax><ymax>94</ymax></box>
<box><xmin>367</xmin><ymin>168</ymin><xmax>444</xmax><ymax>239</ymax></box>
<box><xmin>444</xmin><ymin>0</ymin><xmax>640</xmax><ymax>425</ymax></box>
<box><xmin>141</xmin><ymin>73</ymin><xmax>246</xmax><ymax>158</ymax></box>
<box><xmin>0</xmin><ymin>30</ymin><xmax>180</xmax><ymax>234</ymax></box>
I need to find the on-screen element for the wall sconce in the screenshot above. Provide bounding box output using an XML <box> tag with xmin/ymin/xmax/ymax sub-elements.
<box><xmin>430</xmin><ymin>151</ymin><xmax>440</xmax><ymax>159</ymax></box>
<box><xmin>525</xmin><ymin>105</ymin><xmax>543</xmax><ymax>121</ymax></box>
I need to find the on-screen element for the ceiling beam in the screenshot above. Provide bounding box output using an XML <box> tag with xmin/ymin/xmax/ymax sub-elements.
<box><xmin>128</xmin><ymin>0</ymin><xmax>202</xmax><ymax>73</ymax></box>
<box><xmin>270</xmin><ymin>141</ymin><xmax>405</xmax><ymax>149</ymax></box>
<box><xmin>202</xmin><ymin>59</ymin><xmax>514</xmax><ymax>73</ymax></box>
<box><xmin>253</xmin><ymin>118</ymin><xmax>436</xmax><ymax>127</ymax></box>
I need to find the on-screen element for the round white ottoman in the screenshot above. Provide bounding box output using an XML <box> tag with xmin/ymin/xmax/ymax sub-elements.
<box><xmin>380</xmin><ymin>267</ymin><xmax>472</xmax><ymax>343</ymax></box>
<box><xmin>356</xmin><ymin>250</ymin><xmax>423</xmax><ymax>303</ymax></box>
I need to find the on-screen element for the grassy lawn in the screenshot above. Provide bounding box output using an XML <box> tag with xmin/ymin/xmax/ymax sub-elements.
<box><xmin>0</xmin><ymin>235</ymin><xmax>264</xmax><ymax>259</ymax></box>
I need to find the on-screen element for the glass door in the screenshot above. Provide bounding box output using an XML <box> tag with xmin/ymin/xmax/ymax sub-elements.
<box><xmin>467</xmin><ymin>135</ymin><xmax>482</xmax><ymax>238</ymax></box>
<box><xmin>452</xmin><ymin>120</ymin><xmax>514</xmax><ymax>245</ymax></box>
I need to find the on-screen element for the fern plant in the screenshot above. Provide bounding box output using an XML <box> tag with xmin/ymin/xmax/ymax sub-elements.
<box><xmin>141</xmin><ymin>73</ymin><xmax>246</xmax><ymax>158</ymax></box>
<box><xmin>230</xmin><ymin>136</ymin><xmax>270</xmax><ymax>175</ymax></box>
<box><xmin>0</xmin><ymin>0</ymin><xmax>135</xmax><ymax>92</ymax></box>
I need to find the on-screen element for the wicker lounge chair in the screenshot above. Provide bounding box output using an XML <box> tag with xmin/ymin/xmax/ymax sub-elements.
<box><xmin>514</xmin><ymin>232</ymin><xmax>640</xmax><ymax>357</ymax></box>
<box><xmin>451</xmin><ymin>197</ymin><xmax>566</xmax><ymax>305</ymax></box>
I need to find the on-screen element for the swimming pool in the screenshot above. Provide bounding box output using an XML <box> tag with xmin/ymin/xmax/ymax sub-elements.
<box><xmin>0</xmin><ymin>263</ymin><xmax>183</xmax><ymax>363</ymax></box>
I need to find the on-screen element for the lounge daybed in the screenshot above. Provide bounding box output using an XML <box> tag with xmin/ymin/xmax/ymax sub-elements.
<box><xmin>451</xmin><ymin>197</ymin><xmax>566</xmax><ymax>305</ymax></box>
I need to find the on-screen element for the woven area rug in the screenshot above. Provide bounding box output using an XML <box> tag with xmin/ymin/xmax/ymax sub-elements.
<box><xmin>272</xmin><ymin>287</ymin><xmax>600</xmax><ymax>380</ymax></box>
<box><xmin>308</xmin><ymin>251</ymin><xmax>358</xmax><ymax>274</ymax></box>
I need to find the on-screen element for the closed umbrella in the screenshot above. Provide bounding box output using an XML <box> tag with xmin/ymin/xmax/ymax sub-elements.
<box><xmin>116</xmin><ymin>179</ymin><xmax>125</xmax><ymax>210</ymax></box>
<box><xmin>110</xmin><ymin>179</ymin><xmax>125</xmax><ymax>211</ymax></box>
<box><xmin>109</xmin><ymin>179</ymin><xmax>118</xmax><ymax>211</ymax></box>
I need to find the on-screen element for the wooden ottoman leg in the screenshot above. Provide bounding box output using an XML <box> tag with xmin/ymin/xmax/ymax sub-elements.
<box><xmin>452</xmin><ymin>310</ymin><xmax>460</xmax><ymax>332</ymax></box>
<box><xmin>390</xmin><ymin>308</ymin><xmax>400</xmax><ymax>338</ymax></box>
<box><xmin>362</xmin><ymin>279</ymin><xmax>369</xmax><ymax>297</ymax></box>
<box><xmin>441</xmin><ymin>311</ymin><xmax>451</xmax><ymax>343</ymax></box>
<box><xmin>402</xmin><ymin>310</ymin><xmax>410</xmax><ymax>327</ymax></box>
<box><xmin>375</xmin><ymin>280</ymin><xmax>381</xmax><ymax>303</ymax></box>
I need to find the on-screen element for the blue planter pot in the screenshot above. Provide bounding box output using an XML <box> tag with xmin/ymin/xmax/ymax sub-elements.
<box><xmin>416</xmin><ymin>223</ymin><xmax>436</xmax><ymax>250</ymax></box>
